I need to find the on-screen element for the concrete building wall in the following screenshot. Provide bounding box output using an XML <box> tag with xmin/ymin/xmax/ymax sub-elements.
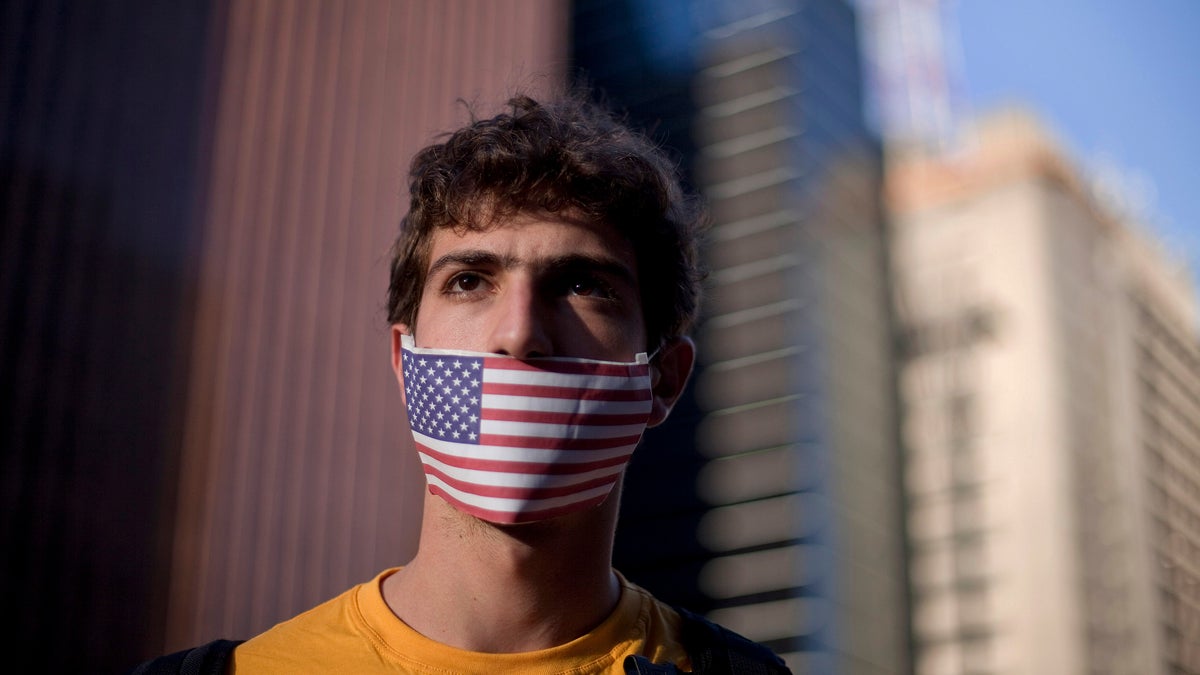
<box><xmin>1128</xmin><ymin>244</ymin><xmax>1200</xmax><ymax>673</ymax></box>
<box><xmin>894</xmin><ymin>172</ymin><xmax>1089</xmax><ymax>674</ymax></box>
<box><xmin>890</xmin><ymin>109</ymin><xmax>1200</xmax><ymax>675</ymax></box>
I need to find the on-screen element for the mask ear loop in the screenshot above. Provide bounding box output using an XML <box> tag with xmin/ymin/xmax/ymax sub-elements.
<box><xmin>642</xmin><ymin>347</ymin><xmax>660</xmax><ymax>366</ymax></box>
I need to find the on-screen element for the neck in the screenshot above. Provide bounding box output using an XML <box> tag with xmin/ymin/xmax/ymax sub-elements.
<box><xmin>383</xmin><ymin>489</ymin><xmax>623</xmax><ymax>653</ymax></box>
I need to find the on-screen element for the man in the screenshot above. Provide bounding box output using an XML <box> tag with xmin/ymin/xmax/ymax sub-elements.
<box><xmin>134</xmin><ymin>94</ymin><xmax>789</xmax><ymax>674</ymax></box>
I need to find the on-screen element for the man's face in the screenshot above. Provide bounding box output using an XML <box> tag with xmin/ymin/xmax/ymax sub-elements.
<box><xmin>404</xmin><ymin>213</ymin><xmax>648</xmax><ymax>361</ymax></box>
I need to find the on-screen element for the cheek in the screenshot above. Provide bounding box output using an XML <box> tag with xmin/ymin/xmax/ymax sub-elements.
<box><xmin>571</xmin><ymin>304</ymin><xmax>647</xmax><ymax>356</ymax></box>
<box><xmin>414</xmin><ymin>302</ymin><xmax>489</xmax><ymax>349</ymax></box>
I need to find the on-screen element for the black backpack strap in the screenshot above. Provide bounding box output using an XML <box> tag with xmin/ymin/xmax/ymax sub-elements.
<box><xmin>623</xmin><ymin>607</ymin><xmax>792</xmax><ymax>674</ymax></box>
<box><xmin>675</xmin><ymin>607</ymin><xmax>791</xmax><ymax>675</ymax></box>
<box><xmin>623</xmin><ymin>654</ymin><xmax>684</xmax><ymax>674</ymax></box>
<box><xmin>128</xmin><ymin>639</ymin><xmax>244</xmax><ymax>675</ymax></box>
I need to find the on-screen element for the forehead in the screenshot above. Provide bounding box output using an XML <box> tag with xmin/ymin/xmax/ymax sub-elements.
<box><xmin>424</xmin><ymin>213</ymin><xmax>638</xmax><ymax>274</ymax></box>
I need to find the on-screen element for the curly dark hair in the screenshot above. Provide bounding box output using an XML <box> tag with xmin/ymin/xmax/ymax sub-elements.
<box><xmin>386</xmin><ymin>94</ymin><xmax>705</xmax><ymax>349</ymax></box>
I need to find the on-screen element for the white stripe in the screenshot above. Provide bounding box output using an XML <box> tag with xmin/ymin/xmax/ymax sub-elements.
<box><xmin>483</xmin><ymin>368</ymin><xmax>649</xmax><ymax>391</ymax></box>
<box><xmin>414</xmin><ymin>431</ymin><xmax>638</xmax><ymax>464</ymax></box>
<box><xmin>418</xmin><ymin>452</ymin><xmax>626</xmax><ymax>489</ymax></box>
<box><xmin>479</xmin><ymin>419</ymin><xmax>647</xmax><ymax>440</ymax></box>
<box><xmin>401</xmin><ymin>335</ymin><xmax>647</xmax><ymax>365</ymax></box>
<box><xmin>482</xmin><ymin>394</ymin><xmax>651</xmax><ymax>416</ymax></box>
<box><xmin>426</xmin><ymin>474</ymin><xmax>616</xmax><ymax>512</ymax></box>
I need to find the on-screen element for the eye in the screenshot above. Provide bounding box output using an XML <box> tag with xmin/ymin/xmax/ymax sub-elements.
<box><xmin>569</xmin><ymin>278</ymin><xmax>600</xmax><ymax>296</ymax></box>
<box><xmin>447</xmin><ymin>272</ymin><xmax>486</xmax><ymax>294</ymax></box>
<box><xmin>564</xmin><ymin>275</ymin><xmax>615</xmax><ymax>299</ymax></box>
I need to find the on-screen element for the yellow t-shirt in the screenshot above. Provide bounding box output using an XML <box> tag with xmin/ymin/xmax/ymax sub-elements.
<box><xmin>231</xmin><ymin>568</ymin><xmax>691</xmax><ymax>674</ymax></box>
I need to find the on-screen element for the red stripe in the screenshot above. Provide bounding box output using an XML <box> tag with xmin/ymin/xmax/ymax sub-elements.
<box><xmin>417</xmin><ymin>442</ymin><xmax>633</xmax><ymax>475</ymax></box>
<box><xmin>482</xmin><ymin>382</ymin><xmax>651</xmax><ymax>401</ymax></box>
<box><xmin>423</xmin><ymin>465</ymin><xmax>619</xmax><ymax>500</ymax></box>
<box><xmin>428</xmin><ymin>485</ymin><xmax>612</xmax><ymax>524</ymax></box>
<box><xmin>481</xmin><ymin>408</ymin><xmax>651</xmax><ymax>426</ymax></box>
<box><xmin>484</xmin><ymin>357</ymin><xmax>648</xmax><ymax>378</ymax></box>
<box><xmin>478</xmin><ymin>433</ymin><xmax>643</xmax><ymax>450</ymax></box>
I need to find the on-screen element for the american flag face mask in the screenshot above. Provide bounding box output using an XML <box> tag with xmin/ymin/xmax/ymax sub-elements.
<box><xmin>400</xmin><ymin>334</ymin><xmax>653</xmax><ymax>524</ymax></box>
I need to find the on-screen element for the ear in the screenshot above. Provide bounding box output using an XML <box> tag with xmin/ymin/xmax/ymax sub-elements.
<box><xmin>391</xmin><ymin>324</ymin><xmax>412</xmax><ymax>404</ymax></box>
<box><xmin>647</xmin><ymin>336</ymin><xmax>695</xmax><ymax>428</ymax></box>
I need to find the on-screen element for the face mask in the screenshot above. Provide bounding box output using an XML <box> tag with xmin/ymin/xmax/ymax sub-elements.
<box><xmin>400</xmin><ymin>334</ymin><xmax>653</xmax><ymax>524</ymax></box>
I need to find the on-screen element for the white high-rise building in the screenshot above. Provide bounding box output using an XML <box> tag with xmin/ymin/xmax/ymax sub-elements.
<box><xmin>888</xmin><ymin>109</ymin><xmax>1200</xmax><ymax>675</ymax></box>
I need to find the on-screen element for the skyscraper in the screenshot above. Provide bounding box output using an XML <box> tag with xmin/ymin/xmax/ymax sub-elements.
<box><xmin>889</xmin><ymin>109</ymin><xmax>1200</xmax><ymax>675</ymax></box>
<box><xmin>574</xmin><ymin>1</ymin><xmax>912</xmax><ymax>671</ymax></box>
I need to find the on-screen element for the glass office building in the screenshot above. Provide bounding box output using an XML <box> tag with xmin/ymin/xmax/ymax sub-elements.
<box><xmin>573</xmin><ymin>1</ymin><xmax>912</xmax><ymax>671</ymax></box>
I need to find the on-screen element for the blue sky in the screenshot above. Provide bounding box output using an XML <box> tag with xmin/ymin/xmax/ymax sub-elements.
<box><xmin>954</xmin><ymin>1</ymin><xmax>1200</xmax><ymax>294</ymax></box>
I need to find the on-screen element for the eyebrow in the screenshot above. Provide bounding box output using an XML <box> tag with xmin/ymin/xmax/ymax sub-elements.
<box><xmin>543</xmin><ymin>254</ymin><xmax>638</xmax><ymax>287</ymax></box>
<box><xmin>426</xmin><ymin>250</ymin><xmax>509</xmax><ymax>278</ymax></box>
<box><xmin>427</xmin><ymin>250</ymin><xmax>638</xmax><ymax>287</ymax></box>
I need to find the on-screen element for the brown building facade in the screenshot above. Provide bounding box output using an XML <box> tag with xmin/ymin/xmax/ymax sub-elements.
<box><xmin>2</xmin><ymin>2</ymin><xmax>567</xmax><ymax>671</ymax></box>
<box><xmin>164</xmin><ymin>0</ymin><xmax>567</xmax><ymax>650</ymax></box>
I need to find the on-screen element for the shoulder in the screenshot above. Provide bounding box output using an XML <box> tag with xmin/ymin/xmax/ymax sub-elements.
<box><xmin>233</xmin><ymin>575</ymin><xmax>377</xmax><ymax>670</ymax></box>
<box><xmin>132</xmin><ymin>571</ymin><xmax>389</xmax><ymax>675</ymax></box>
